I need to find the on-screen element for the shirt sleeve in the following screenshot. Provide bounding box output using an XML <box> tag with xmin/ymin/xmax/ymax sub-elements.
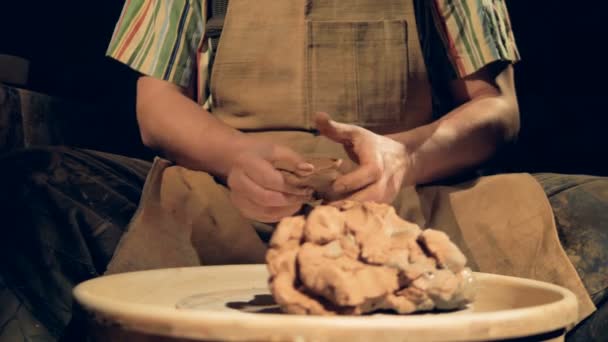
<box><xmin>430</xmin><ymin>0</ymin><xmax>520</xmax><ymax>77</ymax></box>
<box><xmin>106</xmin><ymin>0</ymin><xmax>206</xmax><ymax>88</ymax></box>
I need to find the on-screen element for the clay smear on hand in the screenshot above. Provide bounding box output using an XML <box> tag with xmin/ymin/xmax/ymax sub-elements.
<box><xmin>266</xmin><ymin>201</ymin><xmax>475</xmax><ymax>315</ymax></box>
<box><xmin>274</xmin><ymin>157</ymin><xmax>344</xmax><ymax>201</ymax></box>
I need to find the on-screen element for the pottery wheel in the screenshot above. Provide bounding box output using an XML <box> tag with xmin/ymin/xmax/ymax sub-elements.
<box><xmin>74</xmin><ymin>265</ymin><xmax>578</xmax><ymax>342</ymax></box>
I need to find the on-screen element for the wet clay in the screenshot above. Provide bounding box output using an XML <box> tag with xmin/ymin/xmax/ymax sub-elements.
<box><xmin>274</xmin><ymin>157</ymin><xmax>345</xmax><ymax>201</ymax></box>
<box><xmin>266</xmin><ymin>201</ymin><xmax>475</xmax><ymax>315</ymax></box>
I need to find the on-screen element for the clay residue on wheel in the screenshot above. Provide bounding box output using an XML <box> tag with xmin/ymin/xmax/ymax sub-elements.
<box><xmin>266</xmin><ymin>201</ymin><xmax>475</xmax><ymax>315</ymax></box>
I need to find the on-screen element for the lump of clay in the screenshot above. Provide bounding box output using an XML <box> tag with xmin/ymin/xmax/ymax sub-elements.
<box><xmin>266</xmin><ymin>201</ymin><xmax>475</xmax><ymax>315</ymax></box>
<box><xmin>273</xmin><ymin>157</ymin><xmax>345</xmax><ymax>201</ymax></box>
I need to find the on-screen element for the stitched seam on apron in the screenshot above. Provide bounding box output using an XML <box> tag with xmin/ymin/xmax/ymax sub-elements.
<box><xmin>353</xmin><ymin>23</ymin><xmax>361</xmax><ymax>124</ymax></box>
<box><xmin>306</xmin><ymin>20</ymin><xmax>312</xmax><ymax>129</ymax></box>
<box><xmin>404</xmin><ymin>20</ymin><xmax>410</xmax><ymax>125</ymax></box>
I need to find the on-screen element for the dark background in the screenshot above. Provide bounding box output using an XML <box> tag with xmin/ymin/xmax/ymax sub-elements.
<box><xmin>1</xmin><ymin>2</ymin><xmax>606</xmax><ymax>175</ymax></box>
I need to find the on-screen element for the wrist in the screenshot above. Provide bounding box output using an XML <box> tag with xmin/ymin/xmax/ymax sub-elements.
<box><xmin>396</xmin><ymin>141</ymin><xmax>419</xmax><ymax>187</ymax></box>
<box><xmin>405</xmin><ymin>148</ymin><xmax>420</xmax><ymax>186</ymax></box>
<box><xmin>387</xmin><ymin>126</ymin><xmax>427</xmax><ymax>185</ymax></box>
<box><xmin>216</xmin><ymin>133</ymin><xmax>255</xmax><ymax>178</ymax></box>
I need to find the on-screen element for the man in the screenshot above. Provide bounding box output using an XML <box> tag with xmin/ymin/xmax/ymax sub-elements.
<box><xmin>0</xmin><ymin>1</ymin><xmax>605</xmax><ymax>341</ymax></box>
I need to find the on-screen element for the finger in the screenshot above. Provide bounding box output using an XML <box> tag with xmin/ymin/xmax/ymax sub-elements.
<box><xmin>346</xmin><ymin>177</ymin><xmax>395</xmax><ymax>204</ymax></box>
<box><xmin>244</xmin><ymin>157</ymin><xmax>313</xmax><ymax>196</ymax></box>
<box><xmin>229</xmin><ymin>169</ymin><xmax>311</xmax><ymax>206</ymax></box>
<box><xmin>228</xmin><ymin>169</ymin><xmax>287</xmax><ymax>206</ymax></box>
<box><xmin>346</xmin><ymin>186</ymin><xmax>385</xmax><ymax>203</ymax></box>
<box><xmin>314</xmin><ymin>112</ymin><xmax>355</xmax><ymax>144</ymax></box>
<box><xmin>332</xmin><ymin>163</ymin><xmax>382</xmax><ymax>193</ymax></box>
<box><xmin>273</xmin><ymin>159</ymin><xmax>315</xmax><ymax>177</ymax></box>
<box><xmin>269</xmin><ymin>145</ymin><xmax>314</xmax><ymax>175</ymax></box>
<box><xmin>230</xmin><ymin>192</ymin><xmax>302</xmax><ymax>223</ymax></box>
<box><xmin>231</xmin><ymin>193</ymin><xmax>277</xmax><ymax>222</ymax></box>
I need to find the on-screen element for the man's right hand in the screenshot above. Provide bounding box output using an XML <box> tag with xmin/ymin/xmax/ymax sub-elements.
<box><xmin>136</xmin><ymin>77</ymin><xmax>314</xmax><ymax>222</ymax></box>
<box><xmin>227</xmin><ymin>141</ymin><xmax>315</xmax><ymax>223</ymax></box>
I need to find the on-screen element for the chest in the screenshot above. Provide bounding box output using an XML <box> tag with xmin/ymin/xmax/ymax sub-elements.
<box><xmin>204</xmin><ymin>0</ymin><xmax>432</xmax><ymax>133</ymax></box>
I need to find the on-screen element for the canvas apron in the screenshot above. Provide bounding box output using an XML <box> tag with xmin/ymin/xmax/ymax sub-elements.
<box><xmin>106</xmin><ymin>0</ymin><xmax>595</xmax><ymax>321</ymax></box>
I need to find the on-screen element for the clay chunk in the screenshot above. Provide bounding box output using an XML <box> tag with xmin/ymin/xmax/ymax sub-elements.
<box><xmin>273</xmin><ymin>157</ymin><xmax>345</xmax><ymax>201</ymax></box>
<box><xmin>266</xmin><ymin>201</ymin><xmax>475</xmax><ymax>315</ymax></box>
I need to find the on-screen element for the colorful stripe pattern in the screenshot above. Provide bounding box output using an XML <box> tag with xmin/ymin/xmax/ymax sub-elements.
<box><xmin>430</xmin><ymin>0</ymin><xmax>520</xmax><ymax>77</ymax></box>
<box><xmin>106</xmin><ymin>0</ymin><xmax>520</xmax><ymax>106</ymax></box>
<box><xmin>106</xmin><ymin>0</ymin><xmax>206</xmax><ymax>88</ymax></box>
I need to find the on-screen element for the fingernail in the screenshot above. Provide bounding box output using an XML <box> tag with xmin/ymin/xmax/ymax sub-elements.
<box><xmin>297</xmin><ymin>163</ymin><xmax>314</xmax><ymax>171</ymax></box>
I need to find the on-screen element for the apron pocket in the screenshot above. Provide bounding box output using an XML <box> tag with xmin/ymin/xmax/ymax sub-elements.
<box><xmin>307</xmin><ymin>20</ymin><xmax>409</xmax><ymax>127</ymax></box>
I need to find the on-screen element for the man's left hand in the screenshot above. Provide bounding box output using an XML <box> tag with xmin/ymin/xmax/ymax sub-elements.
<box><xmin>315</xmin><ymin>112</ymin><xmax>413</xmax><ymax>204</ymax></box>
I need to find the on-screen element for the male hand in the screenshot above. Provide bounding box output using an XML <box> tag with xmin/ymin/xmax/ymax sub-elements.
<box><xmin>315</xmin><ymin>112</ymin><xmax>413</xmax><ymax>204</ymax></box>
<box><xmin>227</xmin><ymin>139</ymin><xmax>315</xmax><ymax>222</ymax></box>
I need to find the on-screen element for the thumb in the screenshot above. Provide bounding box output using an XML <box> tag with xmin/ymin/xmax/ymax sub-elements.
<box><xmin>314</xmin><ymin>112</ymin><xmax>355</xmax><ymax>144</ymax></box>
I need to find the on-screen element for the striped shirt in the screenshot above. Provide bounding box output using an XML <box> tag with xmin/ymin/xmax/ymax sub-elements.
<box><xmin>107</xmin><ymin>0</ymin><xmax>520</xmax><ymax>115</ymax></box>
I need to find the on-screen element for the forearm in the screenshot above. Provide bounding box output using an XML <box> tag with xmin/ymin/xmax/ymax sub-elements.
<box><xmin>136</xmin><ymin>77</ymin><xmax>250</xmax><ymax>177</ymax></box>
<box><xmin>387</xmin><ymin>95</ymin><xmax>519</xmax><ymax>185</ymax></box>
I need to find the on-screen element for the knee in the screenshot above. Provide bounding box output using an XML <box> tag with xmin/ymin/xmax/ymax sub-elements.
<box><xmin>2</xmin><ymin>145</ymin><xmax>75</xmax><ymax>174</ymax></box>
<box><xmin>538</xmin><ymin>173</ymin><xmax>608</xmax><ymax>235</ymax></box>
<box><xmin>541</xmin><ymin>174</ymin><xmax>608</xmax><ymax>213</ymax></box>
<box><xmin>533</xmin><ymin>173</ymin><xmax>605</xmax><ymax>198</ymax></box>
<box><xmin>536</xmin><ymin>173</ymin><xmax>608</xmax><ymax>299</ymax></box>
<box><xmin>0</xmin><ymin>146</ymin><xmax>78</xmax><ymax>199</ymax></box>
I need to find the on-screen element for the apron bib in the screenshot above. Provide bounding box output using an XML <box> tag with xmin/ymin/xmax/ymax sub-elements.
<box><xmin>210</xmin><ymin>0</ymin><xmax>432</xmax><ymax>132</ymax></box>
<box><xmin>107</xmin><ymin>0</ymin><xmax>595</xmax><ymax>322</ymax></box>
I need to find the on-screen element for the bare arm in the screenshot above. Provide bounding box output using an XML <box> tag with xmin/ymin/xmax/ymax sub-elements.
<box><xmin>136</xmin><ymin>76</ymin><xmax>313</xmax><ymax>222</ymax></box>
<box><xmin>136</xmin><ymin>76</ymin><xmax>251</xmax><ymax>178</ymax></box>
<box><xmin>387</xmin><ymin>63</ymin><xmax>520</xmax><ymax>185</ymax></box>
<box><xmin>315</xmin><ymin>62</ymin><xmax>520</xmax><ymax>203</ymax></box>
